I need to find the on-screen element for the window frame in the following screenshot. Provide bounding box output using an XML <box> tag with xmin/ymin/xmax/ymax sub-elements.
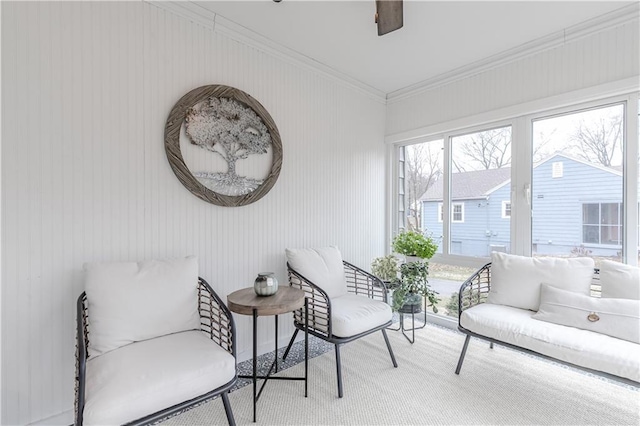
<box><xmin>582</xmin><ymin>202</ymin><xmax>623</xmax><ymax>246</ymax></box>
<box><xmin>502</xmin><ymin>201</ymin><xmax>512</xmax><ymax>219</ymax></box>
<box><xmin>451</xmin><ymin>202</ymin><xmax>465</xmax><ymax>223</ymax></box>
<box><xmin>390</xmin><ymin>91</ymin><xmax>639</xmax><ymax>267</ymax></box>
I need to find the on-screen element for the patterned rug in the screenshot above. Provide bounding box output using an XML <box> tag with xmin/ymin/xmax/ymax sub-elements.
<box><xmin>162</xmin><ymin>322</ymin><xmax>639</xmax><ymax>425</ymax></box>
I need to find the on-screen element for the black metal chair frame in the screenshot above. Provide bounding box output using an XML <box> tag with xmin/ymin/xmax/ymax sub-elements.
<box><xmin>455</xmin><ymin>262</ymin><xmax>639</xmax><ymax>387</ymax></box>
<box><xmin>75</xmin><ymin>278</ymin><xmax>238</xmax><ymax>426</ymax></box>
<box><xmin>283</xmin><ymin>260</ymin><xmax>398</xmax><ymax>398</ymax></box>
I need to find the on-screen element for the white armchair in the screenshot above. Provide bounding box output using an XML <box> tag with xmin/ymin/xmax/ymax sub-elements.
<box><xmin>75</xmin><ymin>257</ymin><xmax>237</xmax><ymax>425</ymax></box>
<box><xmin>283</xmin><ymin>247</ymin><xmax>397</xmax><ymax>397</ymax></box>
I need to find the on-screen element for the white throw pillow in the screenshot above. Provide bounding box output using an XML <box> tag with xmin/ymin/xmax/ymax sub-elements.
<box><xmin>487</xmin><ymin>252</ymin><xmax>594</xmax><ymax>311</ymax></box>
<box><xmin>599</xmin><ymin>260</ymin><xmax>640</xmax><ymax>300</ymax></box>
<box><xmin>84</xmin><ymin>256</ymin><xmax>201</xmax><ymax>357</ymax></box>
<box><xmin>533</xmin><ymin>283</ymin><xmax>640</xmax><ymax>344</ymax></box>
<box><xmin>285</xmin><ymin>246</ymin><xmax>348</xmax><ymax>299</ymax></box>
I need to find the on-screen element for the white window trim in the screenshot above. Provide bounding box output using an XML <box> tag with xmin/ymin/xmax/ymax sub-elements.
<box><xmin>502</xmin><ymin>201</ymin><xmax>511</xmax><ymax>219</ymax></box>
<box><xmin>437</xmin><ymin>203</ymin><xmax>443</xmax><ymax>223</ymax></box>
<box><xmin>452</xmin><ymin>203</ymin><xmax>464</xmax><ymax>223</ymax></box>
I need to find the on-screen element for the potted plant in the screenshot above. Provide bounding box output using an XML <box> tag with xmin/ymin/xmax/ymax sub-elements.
<box><xmin>391</xmin><ymin>260</ymin><xmax>439</xmax><ymax>314</ymax></box>
<box><xmin>392</xmin><ymin>230</ymin><xmax>438</xmax><ymax>262</ymax></box>
<box><xmin>371</xmin><ymin>255</ymin><xmax>400</xmax><ymax>286</ymax></box>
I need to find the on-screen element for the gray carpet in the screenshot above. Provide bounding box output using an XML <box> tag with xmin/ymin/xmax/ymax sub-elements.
<box><xmin>162</xmin><ymin>323</ymin><xmax>640</xmax><ymax>425</ymax></box>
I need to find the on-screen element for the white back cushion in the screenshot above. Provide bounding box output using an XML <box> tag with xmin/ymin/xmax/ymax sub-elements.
<box><xmin>285</xmin><ymin>246</ymin><xmax>348</xmax><ymax>299</ymax></box>
<box><xmin>533</xmin><ymin>284</ymin><xmax>640</xmax><ymax>344</ymax></box>
<box><xmin>487</xmin><ymin>252</ymin><xmax>594</xmax><ymax>311</ymax></box>
<box><xmin>599</xmin><ymin>260</ymin><xmax>640</xmax><ymax>300</ymax></box>
<box><xmin>84</xmin><ymin>256</ymin><xmax>201</xmax><ymax>357</ymax></box>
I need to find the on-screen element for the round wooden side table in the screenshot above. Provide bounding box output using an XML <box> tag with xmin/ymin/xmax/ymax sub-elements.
<box><xmin>227</xmin><ymin>287</ymin><xmax>308</xmax><ymax>423</ymax></box>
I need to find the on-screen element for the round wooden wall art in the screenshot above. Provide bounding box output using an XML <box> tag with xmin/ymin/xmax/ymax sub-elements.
<box><xmin>165</xmin><ymin>85</ymin><xmax>282</xmax><ymax>207</ymax></box>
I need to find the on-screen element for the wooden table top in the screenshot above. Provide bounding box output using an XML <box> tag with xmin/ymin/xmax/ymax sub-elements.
<box><xmin>227</xmin><ymin>286</ymin><xmax>305</xmax><ymax>316</ymax></box>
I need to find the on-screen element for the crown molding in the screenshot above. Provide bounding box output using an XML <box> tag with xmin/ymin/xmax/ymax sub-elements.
<box><xmin>387</xmin><ymin>2</ymin><xmax>640</xmax><ymax>103</ymax></box>
<box><xmin>147</xmin><ymin>0</ymin><xmax>216</xmax><ymax>30</ymax></box>
<box><xmin>145</xmin><ymin>1</ymin><xmax>386</xmax><ymax>103</ymax></box>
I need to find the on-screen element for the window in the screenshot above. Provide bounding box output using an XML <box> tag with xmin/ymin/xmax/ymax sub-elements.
<box><xmin>450</xmin><ymin>125</ymin><xmax>512</xmax><ymax>257</ymax></box>
<box><xmin>532</xmin><ymin>103</ymin><xmax>625</xmax><ymax>259</ymax></box>
<box><xmin>452</xmin><ymin>203</ymin><xmax>464</xmax><ymax>222</ymax></box>
<box><xmin>502</xmin><ymin>201</ymin><xmax>511</xmax><ymax>219</ymax></box>
<box><xmin>582</xmin><ymin>202</ymin><xmax>622</xmax><ymax>245</ymax></box>
<box><xmin>552</xmin><ymin>162</ymin><xmax>564</xmax><ymax>178</ymax></box>
<box><xmin>438</xmin><ymin>202</ymin><xmax>464</xmax><ymax>222</ymax></box>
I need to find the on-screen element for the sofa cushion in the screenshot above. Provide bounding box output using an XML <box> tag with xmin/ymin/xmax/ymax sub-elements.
<box><xmin>330</xmin><ymin>293</ymin><xmax>392</xmax><ymax>338</ymax></box>
<box><xmin>460</xmin><ymin>303</ymin><xmax>640</xmax><ymax>382</ymax></box>
<box><xmin>487</xmin><ymin>252</ymin><xmax>594</xmax><ymax>311</ymax></box>
<box><xmin>83</xmin><ymin>330</ymin><xmax>236</xmax><ymax>425</ymax></box>
<box><xmin>599</xmin><ymin>260</ymin><xmax>640</xmax><ymax>300</ymax></box>
<box><xmin>84</xmin><ymin>257</ymin><xmax>201</xmax><ymax>357</ymax></box>
<box><xmin>533</xmin><ymin>284</ymin><xmax>640</xmax><ymax>344</ymax></box>
<box><xmin>285</xmin><ymin>246</ymin><xmax>348</xmax><ymax>299</ymax></box>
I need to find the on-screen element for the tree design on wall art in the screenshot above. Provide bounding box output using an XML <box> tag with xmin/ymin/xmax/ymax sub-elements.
<box><xmin>185</xmin><ymin>97</ymin><xmax>271</xmax><ymax>196</ymax></box>
<box><xmin>165</xmin><ymin>85</ymin><xmax>283</xmax><ymax>207</ymax></box>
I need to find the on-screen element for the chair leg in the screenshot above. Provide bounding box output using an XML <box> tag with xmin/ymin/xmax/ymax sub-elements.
<box><xmin>381</xmin><ymin>329</ymin><xmax>398</xmax><ymax>368</ymax></box>
<box><xmin>282</xmin><ymin>328</ymin><xmax>299</xmax><ymax>361</ymax></box>
<box><xmin>455</xmin><ymin>334</ymin><xmax>471</xmax><ymax>375</ymax></box>
<box><xmin>335</xmin><ymin>344</ymin><xmax>344</xmax><ymax>398</ymax></box>
<box><xmin>221</xmin><ymin>391</ymin><xmax>235</xmax><ymax>426</ymax></box>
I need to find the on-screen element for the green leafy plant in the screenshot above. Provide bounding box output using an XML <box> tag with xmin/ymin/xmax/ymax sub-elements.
<box><xmin>371</xmin><ymin>255</ymin><xmax>400</xmax><ymax>282</ymax></box>
<box><xmin>392</xmin><ymin>230</ymin><xmax>438</xmax><ymax>259</ymax></box>
<box><xmin>391</xmin><ymin>261</ymin><xmax>439</xmax><ymax>313</ymax></box>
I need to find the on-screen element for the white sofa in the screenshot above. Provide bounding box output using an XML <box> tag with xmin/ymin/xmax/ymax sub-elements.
<box><xmin>455</xmin><ymin>253</ymin><xmax>640</xmax><ymax>385</ymax></box>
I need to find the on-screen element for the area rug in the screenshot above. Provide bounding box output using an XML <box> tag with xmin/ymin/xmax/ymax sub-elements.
<box><xmin>162</xmin><ymin>324</ymin><xmax>639</xmax><ymax>425</ymax></box>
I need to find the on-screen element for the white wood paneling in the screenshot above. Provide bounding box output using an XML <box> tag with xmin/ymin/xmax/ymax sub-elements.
<box><xmin>386</xmin><ymin>18</ymin><xmax>640</xmax><ymax>138</ymax></box>
<box><xmin>0</xmin><ymin>2</ymin><xmax>386</xmax><ymax>424</ymax></box>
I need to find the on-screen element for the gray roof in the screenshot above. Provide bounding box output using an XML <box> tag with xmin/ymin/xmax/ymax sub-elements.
<box><xmin>420</xmin><ymin>167</ymin><xmax>511</xmax><ymax>201</ymax></box>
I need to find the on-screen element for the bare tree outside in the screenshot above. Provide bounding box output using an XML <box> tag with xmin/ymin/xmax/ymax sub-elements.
<box><xmin>452</xmin><ymin>127</ymin><xmax>511</xmax><ymax>172</ymax></box>
<box><xmin>405</xmin><ymin>142</ymin><xmax>442</xmax><ymax>231</ymax></box>
<box><xmin>569</xmin><ymin>112</ymin><xmax>623</xmax><ymax>167</ymax></box>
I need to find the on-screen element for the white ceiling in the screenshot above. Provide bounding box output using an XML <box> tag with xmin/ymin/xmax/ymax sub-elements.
<box><xmin>194</xmin><ymin>1</ymin><xmax>634</xmax><ymax>95</ymax></box>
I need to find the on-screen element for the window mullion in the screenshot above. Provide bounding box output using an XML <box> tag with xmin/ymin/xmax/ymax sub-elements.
<box><xmin>624</xmin><ymin>94</ymin><xmax>639</xmax><ymax>266</ymax></box>
<box><xmin>442</xmin><ymin>134</ymin><xmax>451</xmax><ymax>255</ymax></box>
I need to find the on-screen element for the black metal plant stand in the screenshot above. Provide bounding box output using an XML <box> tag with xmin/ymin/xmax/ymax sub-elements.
<box><xmin>387</xmin><ymin>295</ymin><xmax>427</xmax><ymax>344</ymax></box>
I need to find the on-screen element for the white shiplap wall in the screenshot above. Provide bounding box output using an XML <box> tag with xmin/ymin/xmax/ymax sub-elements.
<box><xmin>386</xmin><ymin>17</ymin><xmax>640</xmax><ymax>138</ymax></box>
<box><xmin>0</xmin><ymin>2</ymin><xmax>386</xmax><ymax>424</ymax></box>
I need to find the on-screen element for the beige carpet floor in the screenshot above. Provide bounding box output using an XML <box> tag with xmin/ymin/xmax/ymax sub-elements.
<box><xmin>162</xmin><ymin>324</ymin><xmax>640</xmax><ymax>425</ymax></box>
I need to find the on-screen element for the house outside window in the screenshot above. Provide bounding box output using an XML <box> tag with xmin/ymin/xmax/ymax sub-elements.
<box><xmin>582</xmin><ymin>202</ymin><xmax>622</xmax><ymax>245</ymax></box>
<box><xmin>502</xmin><ymin>201</ymin><xmax>511</xmax><ymax>219</ymax></box>
<box><xmin>437</xmin><ymin>203</ymin><xmax>443</xmax><ymax>223</ymax></box>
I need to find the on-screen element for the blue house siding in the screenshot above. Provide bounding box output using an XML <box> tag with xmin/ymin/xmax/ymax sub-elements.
<box><xmin>532</xmin><ymin>157</ymin><xmax>622</xmax><ymax>256</ymax></box>
<box><xmin>422</xmin><ymin>183</ymin><xmax>512</xmax><ymax>257</ymax></box>
<box><xmin>420</xmin><ymin>154</ymin><xmax>629</xmax><ymax>258</ymax></box>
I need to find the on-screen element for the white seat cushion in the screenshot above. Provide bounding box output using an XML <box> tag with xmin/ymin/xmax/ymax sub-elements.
<box><xmin>285</xmin><ymin>247</ymin><xmax>348</xmax><ymax>298</ymax></box>
<box><xmin>599</xmin><ymin>260</ymin><xmax>640</xmax><ymax>300</ymax></box>
<box><xmin>487</xmin><ymin>252</ymin><xmax>594</xmax><ymax>311</ymax></box>
<box><xmin>84</xmin><ymin>257</ymin><xmax>201</xmax><ymax>357</ymax></box>
<box><xmin>461</xmin><ymin>303</ymin><xmax>640</xmax><ymax>382</ymax></box>
<box><xmin>83</xmin><ymin>330</ymin><xmax>236</xmax><ymax>425</ymax></box>
<box><xmin>330</xmin><ymin>293</ymin><xmax>392</xmax><ymax>338</ymax></box>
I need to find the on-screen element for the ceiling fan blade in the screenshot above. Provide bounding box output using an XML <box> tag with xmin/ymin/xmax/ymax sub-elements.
<box><xmin>376</xmin><ymin>0</ymin><xmax>403</xmax><ymax>36</ymax></box>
